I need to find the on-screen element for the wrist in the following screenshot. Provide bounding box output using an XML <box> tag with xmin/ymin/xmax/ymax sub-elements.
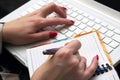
<box><xmin>1</xmin><ymin>22</ymin><xmax>12</xmax><ymax>44</ymax></box>
<box><xmin>32</xmin><ymin>60</ymin><xmax>63</xmax><ymax>80</ymax></box>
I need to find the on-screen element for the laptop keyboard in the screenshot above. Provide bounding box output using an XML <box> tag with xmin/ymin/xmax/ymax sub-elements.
<box><xmin>19</xmin><ymin>0</ymin><xmax>120</xmax><ymax>54</ymax></box>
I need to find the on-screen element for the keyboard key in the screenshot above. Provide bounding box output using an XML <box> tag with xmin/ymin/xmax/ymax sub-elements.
<box><xmin>37</xmin><ymin>1</ymin><xmax>46</xmax><ymax>6</ymax></box>
<box><xmin>67</xmin><ymin>4</ymin><xmax>73</xmax><ymax>9</ymax></box>
<box><xmin>67</xmin><ymin>9</ymin><xmax>73</xmax><ymax>15</ymax></box>
<box><xmin>76</xmin><ymin>9</ymin><xmax>83</xmax><ymax>14</ymax></box>
<box><xmin>46</xmin><ymin>27</ymin><xmax>55</xmax><ymax>31</ymax></box>
<box><xmin>74</xmin><ymin>28</ymin><xmax>82</xmax><ymax>34</ymax></box>
<box><xmin>82</xmin><ymin>13</ymin><xmax>89</xmax><ymax>17</ymax></box>
<box><xmin>81</xmin><ymin>18</ymin><xmax>89</xmax><ymax>24</ymax></box>
<box><xmin>88</xmin><ymin>16</ymin><xmax>95</xmax><ymax>20</ymax></box>
<box><xmin>68</xmin><ymin>25</ymin><xmax>76</xmax><ymax>31</ymax></box>
<box><xmin>93</xmin><ymin>24</ymin><xmax>101</xmax><ymax>30</ymax></box>
<box><xmin>103</xmin><ymin>37</ymin><xmax>112</xmax><ymax>44</ymax></box>
<box><xmin>62</xmin><ymin>2</ymin><xmax>68</xmax><ymax>6</ymax></box>
<box><xmin>105</xmin><ymin>45</ymin><xmax>113</xmax><ymax>53</ymax></box>
<box><xmin>112</xmin><ymin>34</ymin><xmax>120</xmax><ymax>42</ymax></box>
<box><xmin>60</xmin><ymin>28</ymin><xmax>68</xmax><ymax>34</ymax></box>
<box><xmin>67</xmin><ymin>16</ymin><xmax>75</xmax><ymax>21</ymax></box>
<box><xmin>101</xmin><ymin>22</ymin><xmax>108</xmax><ymax>27</ymax></box>
<box><xmin>76</xmin><ymin>15</ymin><xmax>84</xmax><ymax>21</ymax></box>
<box><xmin>78</xmin><ymin>23</ymin><xmax>86</xmax><ymax>29</ymax></box>
<box><xmin>84</xmin><ymin>27</ymin><xmax>92</xmax><ymax>32</ymax></box>
<box><xmin>107</xmin><ymin>25</ymin><xmax>115</xmax><ymax>31</ymax></box>
<box><xmin>65</xmin><ymin>31</ymin><xmax>74</xmax><ymax>37</ymax></box>
<box><xmin>74</xmin><ymin>20</ymin><xmax>81</xmax><ymax>26</ymax></box>
<box><xmin>109</xmin><ymin>40</ymin><xmax>119</xmax><ymax>48</ymax></box>
<box><xmin>87</xmin><ymin>21</ymin><xmax>95</xmax><ymax>27</ymax></box>
<box><xmin>99</xmin><ymin>27</ymin><xmax>107</xmax><ymax>34</ymax></box>
<box><xmin>56</xmin><ymin>0</ymin><xmax>64</xmax><ymax>3</ymax></box>
<box><xmin>114</xmin><ymin>29</ymin><xmax>120</xmax><ymax>34</ymax></box>
<box><xmin>55</xmin><ymin>24</ymin><xmax>65</xmax><ymax>31</ymax></box>
<box><xmin>56</xmin><ymin>32</ymin><xmax>67</xmax><ymax>40</ymax></box>
<box><xmin>72</xmin><ymin>7</ymin><xmax>78</xmax><ymax>12</ymax></box>
<box><xmin>94</xmin><ymin>19</ymin><xmax>101</xmax><ymax>23</ymax></box>
<box><xmin>105</xmin><ymin>30</ymin><xmax>114</xmax><ymax>37</ymax></box>
<box><xmin>71</xmin><ymin>12</ymin><xmax>78</xmax><ymax>18</ymax></box>
<box><xmin>42</xmin><ymin>0</ymin><xmax>48</xmax><ymax>2</ymax></box>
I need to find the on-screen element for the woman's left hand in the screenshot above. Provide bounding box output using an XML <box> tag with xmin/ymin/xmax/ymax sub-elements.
<box><xmin>2</xmin><ymin>2</ymin><xmax>74</xmax><ymax>45</ymax></box>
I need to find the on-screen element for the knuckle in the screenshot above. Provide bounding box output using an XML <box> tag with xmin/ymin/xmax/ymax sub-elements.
<box><xmin>54</xmin><ymin>18</ymin><xmax>62</xmax><ymax>23</ymax></box>
<box><xmin>81</xmin><ymin>56</ymin><xmax>87</xmax><ymax>62</ymax></box>
<box><xmin>69</xmin><ymin>58</ymin><xmax>79</xmax><ymax>67</ymax></box>
<box><xmin>49</xmin><ymin>2</ymin><xmax>57</xmax><ymax>8</ymax></box>
<box><xmin>57</xmin><ymin>49</ymin><xmax>72</xmax><ymax>58</ymax></box>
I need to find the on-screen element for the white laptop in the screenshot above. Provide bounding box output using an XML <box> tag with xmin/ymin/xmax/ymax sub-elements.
<box><xmin>0</xmin><ymin>0</ymin><xmax>120</xmax><ymax>66</ymax></box>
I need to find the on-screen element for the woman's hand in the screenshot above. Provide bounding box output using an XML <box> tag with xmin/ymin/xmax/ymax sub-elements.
<box><xmin>32</xmin><ymin>40</ymin><xmax>98</xmax><ymax>80</ymax></box>
<box><xmin>2</xmin><ymin>2</ymin><xmax>74</xmax><ymax>45</ymax></box>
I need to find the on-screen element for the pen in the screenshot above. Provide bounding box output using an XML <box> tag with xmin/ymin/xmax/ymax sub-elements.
<box><xmin>43</xmin><ymin>48</ymin><xmax>60</xmax><ymax>55</ymax></box>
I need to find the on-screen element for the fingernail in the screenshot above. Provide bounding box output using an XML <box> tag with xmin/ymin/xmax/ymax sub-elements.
<box><xmin>96</xmin><ymin>55</ymin><xmax>99</xmax><ymax>60</ymax></box>
<box><xmin>49</xmin><ymin>31</ymin><xmax>57</xmax><ymax>38</ymax></box>
<box><xmin>61</xmin><ymin>7</ymin><xmax>67</xmax><ymax>11</ymax></box>
<box><xmin>69</xmin><ymin>20</ymin><xmax>75</xmax><ymax>24</ymax></box>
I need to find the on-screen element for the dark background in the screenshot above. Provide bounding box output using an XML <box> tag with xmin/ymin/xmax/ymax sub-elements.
<box><xmin>0</xmin><ymin>0</ymin><xmax>120</xmax><ymax>78</ymax></box>
<box><xmin>95</xmin><ymin>0</ymin><xmax>120</xmax><ymax>12</ymax></box>
<box><xmin>0</xmin><ymin>0</ymin><xmax>28</xmax><ymax>18</ymax></box>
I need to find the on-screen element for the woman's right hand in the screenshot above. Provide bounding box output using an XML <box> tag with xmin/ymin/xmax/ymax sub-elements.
<box><xmin>31</xmin><ymin>40</ymin><xmax>98</xmax><ymax>80</ymax></box>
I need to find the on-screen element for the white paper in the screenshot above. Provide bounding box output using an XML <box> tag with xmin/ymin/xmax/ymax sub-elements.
<box><xmin>27</xmin><ymin>32</ymin><xmax>119</xmax><ymax>80</ymax></box>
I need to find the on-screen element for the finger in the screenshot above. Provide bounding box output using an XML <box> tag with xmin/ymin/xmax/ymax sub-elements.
<box><xmin>64</xmin><ymin>40</ymin><xmax>81</xmax><ymax>54</ymax></box>
<box><xmin>84</xmin><ymin>55</ymin><xmax>98</xmax><ymax>79</ymax></box>
<box><xmin>31</xmin><ymin>31</ymin><xmax>57</xmax><ymax>41</ymax></box>
<box><xmin>74</xmin><ymin>51</ymin><xmax>81</xmax><ymax>62</ymax></box>
<box><xmin>36</xmin><ymin>18</ymin><xmax>74</xmax><ymax>29</ymax></box>
<box><xmin>60</xmin><ymin>6</ymin><xmax>67</xmax><ymax>12</ymax></box>
<box><xmin>70</xmin><ymin>52</ymin><xmax>81</xmax><ymax>67</ymax></box>
<box><xmin>54</xmin><ymin>40</ymin><xmax>81</xmax><ymax>59</ymax></box>
<box><xmin>68</xmin><ymin>54</ymin><xmax>81</xmax><ymax>69</ymax></box>
<box><xmin>37</xmin><ymin>2</ymin><xmax>67</xmax><ymax>18</ymax></box>
<box><xmin>79</xmin><ymin>56</ymin><xmax>86</xmax><ymax>71</ymax></box>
